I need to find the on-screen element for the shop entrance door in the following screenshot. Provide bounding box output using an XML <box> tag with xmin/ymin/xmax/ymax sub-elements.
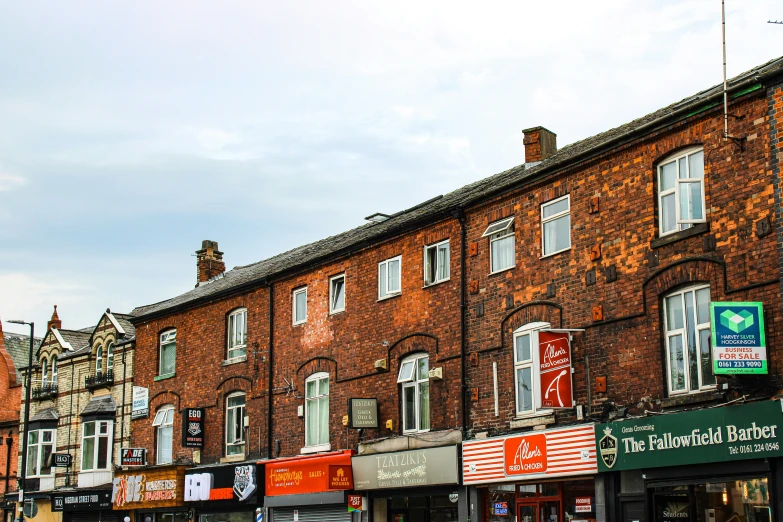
<box><xmin>538</xmin><ymin>501</ymin><xmax>560</xmax><ymax>522</ymax></box>
<box><xmin>651</xmin><ymin>491</ymin><xmax>691</xmax><ymax>522</ymax></box>
<box><xmin>518</xmin><ymin>504</ymin><xmax>538</xmax><ymax>522</ymax></box>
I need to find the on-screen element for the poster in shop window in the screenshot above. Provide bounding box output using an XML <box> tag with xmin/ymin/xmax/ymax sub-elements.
<box><xmin>537</xmin><ymin>331</ymin><xmax>574</xmax><ymax>409</ymax></box>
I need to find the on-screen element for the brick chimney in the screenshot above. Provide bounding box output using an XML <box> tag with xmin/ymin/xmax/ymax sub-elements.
<box><xmin>47</xmin><ymin>305</ymin><xmax>62</xmax><ymax>331</ymax></box>
<box><xmin>522</xmin><ymin>126</ymin><xmax>557</xmax><ymax>164</ymax></box>
<box><xmin>196</xmin><ymin>240</ymin><xmax>225</xmax><ymax>285</ymax></box>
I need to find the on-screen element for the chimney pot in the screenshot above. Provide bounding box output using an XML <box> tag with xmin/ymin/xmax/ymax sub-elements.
<box><xmin>196</xmin><ymin>240</ymin><xmax>226</xmax><ymax>285</ymax></box>
<box><xmin>522</xmin><ymin>126</ymin><xmax>557</xmax><ymax>164</ymax></box>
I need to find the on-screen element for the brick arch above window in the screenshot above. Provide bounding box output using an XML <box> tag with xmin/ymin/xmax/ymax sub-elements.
<box><xmin>150</xmin><ymin>390</ymin><xmax>181</xmax><ymax>412</ymax></box>
<box><xmin>216</xmin><ymin>375</ymin><xmax>253</xmax><ymax>400</ymax></box>
<box><xmin>296</xmin><ymin>357</ymin><xmax>337</xmax><ymax>381</ymax></box>
<box><xmin>643</xmin><ymin>257</ymin><xmax>725</xmax><ymax>299</ymax></box>
<box><xmin>388</xmin><ymin>333</ymin><xmax>438</xmax><ymax>361</ymax></box>
<box><xmin>501</xmin><ymin>301</ymin><xmax>563</xmax><ymax>352</ymax></box>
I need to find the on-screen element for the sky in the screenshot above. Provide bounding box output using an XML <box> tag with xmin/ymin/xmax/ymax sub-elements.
<box><xmin>1</xmin><ymin>1</ymin><xmax>781</xmax><ymax>336</ymax></box>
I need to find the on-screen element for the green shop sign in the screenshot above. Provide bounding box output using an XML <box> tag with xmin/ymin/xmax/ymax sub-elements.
<box><xmin>710</xmin><ymin>301</ymin><xmax>767</xmax><ymax>374</ymax></box>
<box><xmin>596</xmin><ymin>400</ymin><xmax>783</xmax><ymax>472</ymax></box>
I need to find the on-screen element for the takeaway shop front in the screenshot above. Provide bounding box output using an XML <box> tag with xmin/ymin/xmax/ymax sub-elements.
<box><xmin>263</xmin><ymin>450</ymin><xmax>356</xmax><ymax>522</ymax></box>
<box><xmin>352</xmin><ymin>445</ymin><xmax>462</xmax><ymax>522</ymax></box>
<box><xmin>184</xmin><ymin>461</ymin><xmax>263</xmax><ymax>522</ymax></box>
<box><xmin>462</xmin><ymin>424</ymin><xmax>598</xmax><ymax>522</ymax></box>
<box><xmin>596</xmin><ymin>400</ymin><xmax>783</xmax><ymax>522</ymax></box>
<box><xmin>111</xmin><ymin>465</ymin><xmax>190</xmax><ymax>522</ymax></box>
<box><xmin>52</xmin><ymin>488</ymin><xmax>122</xmax><ymax>522</ymax></box>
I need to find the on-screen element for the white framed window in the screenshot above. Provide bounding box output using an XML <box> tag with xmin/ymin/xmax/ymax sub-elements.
<box><xmin>95</xmin><ymin>346</ymin><xmax>103</xmax><ymax>375</ymax></box>
<box><xmin>227</xmin><ymin>309</ymin><xmax>248</xmax><ymax>360</ymax></box>
<box><xmin>152</xmin><ymin>404</ymin><xmax>175</xmax><ymax>464</ymax></box>
<box><xmin>81</xmin><ymin>420</ymin><xmax>113</xmax><ymax>471</ymax></box>
<box><xmin>378</xmin><ymin>256</ymin><xmax>402</xmax><ymax>299</ymax></box>
<box><xmin>51</xmin><ymin>355</ymin><xmax>58</xmax><ymax>385</ymax></box>
<box><xmin>541</xmin><ymin>195</ymin><xmax>571</xmax><ymax>257</ymax></box>
<box><xmin>397</xmin><ymin>353</ymin><xmax>430</xmax><ymax>433</ymax></box>
<box><xmin>663</xmin><ymin>284</ymin><xmax>714</xmax><ymax>395</ymax></box>
<box><xmin>658</xmin><ymin>147</ymin><xmax>705</xmax><ymax>236</ymax></box>
<box><xmin>424</xmin><ymin>240</ymin><xmax>450</xmax><ymax>286</ymax></box>
<box><xmin>482</xmin><ymin>217</ymin><xmax>515</xmax><ymax>273</ymax></box>
<box><xmin>225</xmin><ymin>392</ymin><xmax>246</xmax><ymax>456</ymax></box>
<box><xmin>329</xmin><ymin>274</ymin><xmax>346</xmax><ymax>314</ymax></box>
<box><xmin>513</xmin><ymin>322</ymin><xmax>553</xmax><ymax>417</ymax></box>
<box><xmin>107</xmin><ymin>343</ymin><xmax>114</xmax><ymax>372</ymax></box>
<box><xmin>159</xmin><ymin>330</ymin><xmax>176</xmax><ymax>376</ymax></box>
<box><xmin>304</xmin><ymin>372</ymin><xmax>329</xmax><ymax>451</ymax></box>
<box><xmin>293</xmin><ymin>287</ymin><xmax>308</xmax><ymax>325</ymax></box>
<box><xmin>26</xmin><ymin>429</ymin><xmax>55</xmax><ymax>477</ymax></box>
<box><xmin>41</xmin><ymin>358</ymin><xmax>48</xmax><ymax>385</ymax></box>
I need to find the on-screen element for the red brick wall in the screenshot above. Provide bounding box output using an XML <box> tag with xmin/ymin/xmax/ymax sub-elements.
<box><xmin>0</xmin><ymin>332</ymin><xmax>20</xmax><ymax>496</ymax></box>
<box><xmin>464</xmin><ymin>91</ymin><xmax>783</xmax><ymax>433</ymax></box>
<box><xmin>131</xmin><ymin>287</ymin><xmax>270</xmax><ymax>464</ymax></box>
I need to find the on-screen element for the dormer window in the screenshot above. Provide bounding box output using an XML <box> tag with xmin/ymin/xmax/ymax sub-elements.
<box><xmin>41</xmin><ymin>358</ymin><xmax>48</xmax><ymax>385</ymax></box>
<box><xmin>96</xmin><ymin>346</ymin><xmax>103</xmax><ymax>375</ymax></box>
<box><xmin>107</xmin><ymin>343</ymin><xmax>114</xmax><ymax>372</ymax></box>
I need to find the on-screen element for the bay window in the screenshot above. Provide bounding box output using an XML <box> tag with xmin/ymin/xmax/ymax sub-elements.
<box><xmin>26</xmin><ymin>429</ymin><xmax>55</xmax><ymax>477</ymax></box>
<box><xmin>81</xmin><ymin>420</ymin><xmax>112</xmax><ymax>471</ymax></box>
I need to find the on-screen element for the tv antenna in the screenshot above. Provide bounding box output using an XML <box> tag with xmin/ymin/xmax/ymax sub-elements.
<box><xmin>721</xmin><ymin>0</ymin><xmax>745</xmax><ymax>151</ymax></box>
<box><xmin>768</xmin><ymin>20</ymin><xmax>783</xmax><ymax>25</ymax></box>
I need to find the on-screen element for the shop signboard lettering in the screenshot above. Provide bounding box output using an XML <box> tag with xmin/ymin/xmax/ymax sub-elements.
<box><xmin>51</xmin><ymin>491</ymin><xmax>112</xmax><ymax>512</ymax></box>
<box><xmin>710</xmin><ymin>302</ymin><xmax>767</xmax><ymax>375</ymax></box>
<box><xmin>348</xmin><ymin>495</ymin><xmax>363</xmax><ymax>512</ymax></box>
<box><xmin>352</xmin><ymin>446</ymin><xmax>459</xmax><ymax>490</ymax></box>
<box><xmin>574</xmin><ymin>497</ymin><xmax>592</xmax><ymax>513</ymax></box>
<box><xmin>111</xmin><ymin>469</ymin><xmax>185</xmax><ymax>509</ymax></box>
<box><xmin>348</xmin><ymin>398</ymin><xmax>379</xmax><ymax>428</ymax></box>
<box><xmin>504</xmin><ymin>433</ymin><xmax>548</xmax><ymax>475</ymax></box>
<box><xmin>266</xmin><ymin>451</ymin><xmax>353</xmax><ymax>496</ymax></box>
<box><xmin>537</xmin><ymin>331</ymin><xmax>574</xmax><ymax>408</ymax></box>
<box><xmin>185</xmin><ymin>464</ymin><xmax>258</xmax><ymax>503</ymax></box>
<box><xmin>595</xmin><ymin>400</ymin><xmax>783</xmax><ymax>472</ymax></box>
<box><xmin>120</xmin><ymin>448</ymin><xmax>147</xmax><ymax>466</ymax></box>
<box><xmin>182</xmin><ymin>407</ymin><xmax>205</xmax><ymax>448</ymax></box>
<box><xmin>131</xmin><ymin>386</ymin><xmax>149</xmax><ymax>419</ymax></box>
<box><xmin>52</xmin><ymin>453</ymin><xmax>72</xmax><ymax>467</ymax></box>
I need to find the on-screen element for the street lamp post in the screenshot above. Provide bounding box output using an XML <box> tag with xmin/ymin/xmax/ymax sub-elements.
<box><xmin>8</xmin><ymin>320</ymin><xmax>34</xmax><ymax>522</ymax></box>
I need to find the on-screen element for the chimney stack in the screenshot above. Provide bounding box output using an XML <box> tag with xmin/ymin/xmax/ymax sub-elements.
<box><xmin>48</xmin><ymin>305</ymin><xmax>62</xmax><ymax>331</ymax></box>
<box><xmin>196</xmin><ymin>240</ymin><xmax>225</xmax><ymax>285</ymax></box>
<box><xmin>522</xmin><ymin>126</ymin><xmax>557</xmax><ymax>165</ymax></box>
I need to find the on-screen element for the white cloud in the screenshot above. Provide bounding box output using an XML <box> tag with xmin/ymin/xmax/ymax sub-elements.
<box><xmin>0</xmin><ymin>173</ymin><xmax>25</xmax><ymax>192</ymax></box>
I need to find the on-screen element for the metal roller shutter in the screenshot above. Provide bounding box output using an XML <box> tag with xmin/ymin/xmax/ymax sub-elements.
<box><xmin>66</xmin><ymin>512</ymin><xmax>121</xmax><ymax>522</ymax></box>
<box><xmin>273</xmin><ymin>506</ymin><xmax>351</xmax><ymax>522</ymax></box>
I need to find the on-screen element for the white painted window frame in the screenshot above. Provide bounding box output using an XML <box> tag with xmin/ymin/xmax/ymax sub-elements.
<box><xmin>397</xmin><ymin>353</ymin><xmax>430</xmax><ymax>434</ymax></box>
<box><xmin>95</xmin><ymin>345</ymin><xmax>103</xmax><ymax>375</ymax></box>
<box><xmin>159</xmin><ymin>330</ymin><xmax>176</xmax><ymax>376</ymax></box>
<box><xmin>329</xmin><ymin>274</ymin><xmax>346</xmax><ymax>314</ymax></box>
<box><xmin>293</xmin><ymin>287</ymin><xmax>308</xmax><ymax>325</ymax></box>
<box><xmin>541</xmin><ymin>194</ymin><xmax>571</xmax><ymax>257</ymax></box>
<box><xmin>152</xmin><ymin>404</ymin><xmax>175</xmax><ymax>465</ymax></box>
<box><xmin>423</xmin><ymin>239</ymin><xmax>450</xmax><ymax>286</ymax></box>
<box><xmin>657</xmin><ymin>147</ymin><xmax>706</xmax><ymax>237</ymax></box>
<box><xmin>107</xmin><ymin>343</ymin><xmax>114</xmax><ymax>372</ymax></box>
<box><xmin>81</xmin><ymin>420</ymin><xmax>113</xmax><ymax>471</ymax></box>
<box><xmin>513</xmin><ymin>322</ymin><xmax>554</xmax><ymax>418</ymax></box>
<box><xmin>26</xmin><ymin>428</ymin><xmax>56</xmax><ymax>478</ymax></box>
<box><xmin>227</xmin><ymin>308</ymin><xmax>248</xmax><ymax>360</ymax></box>
<box><xmin>378</xmin><ymin>255</ymin><xmax>402</xmax><ymax>299</ymax></box>
<box><xmin>482</xmin><ymin>217</ymin><xmax>515</xmax><ymax>274</ymax></box>
<box><xmin>303</xmin><ymin>372</ymin><xmax>330</xmax><ymax>453</ymax></box>
<box><xmin>225</xmin><ymin>392</ymin><xmax>246</xmax><ymax>456</ymax></box>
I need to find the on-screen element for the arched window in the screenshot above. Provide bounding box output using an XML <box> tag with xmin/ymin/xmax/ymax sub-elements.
<box><xmin>397</xmin><ymin>353</ymin><xmax>430</xmax><ymax>433</ymax></box>
<box><xmin>107</xmin><ymin>343</ymin><xmax>115</xmax><ymax>372</ymax></box>
<box><xmin>41</xmin><ymin>358</ymin><xmax>48</xmax><ymax>385</ymax></box>
<box><xmin>51</xmin><ymin>356</ymin><xmax>58</xmax><ymax>384</ymax></box>
<box><xmin>152</xmin><ymin>404</ymin><xmax>175</xmax><ymax>465</ymax></box>
<box><xmin>512</xmin><ymin>322</ymin><xmax>553</xmax><ymax>417</ymax></box>
<box><xmin>95</xmin><ymin>346</ymin><xmax>103</xmax><ymax>375</ymax></box>
<box><xmin>225</xmin><ymin>392</ymin><xmax>246</xmax><ymax>456</ymax></box>
<box><xmin>304</xmin><ymin>372</ymin><xmax>329</xmax><ymax>451</ymax></box>
<box><xmin>663</xmin><ymin>284</ymin><xmax>714</xmax><ymax>394</ymax></box>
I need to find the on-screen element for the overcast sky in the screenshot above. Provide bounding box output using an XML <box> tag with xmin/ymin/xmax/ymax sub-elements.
<box><xmin>1</xmin><ymin>1</ymin><xmax>780</xmax><ymax>336</ymax></box>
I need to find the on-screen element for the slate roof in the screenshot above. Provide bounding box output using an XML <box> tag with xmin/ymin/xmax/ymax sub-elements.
<box><xmin>3</xmin><ymin>333</ymin><xmax>41</xmax><ymax>381</ymax></box>
<box><xmin>80</xmin><ymin>395</ymin><xmax>116</xmax><ymax>417</ymax></box>
<box><xmin>132</xmin><ymin>56</ymin><xmax>783</xmax><ymax>320</ymax></box>
<box><xmin>55</xmin><ymin>329</ymin><xmax>93</xmax><ymax>360</ymax></box>
<box><xmin>30</xmin><ymin>407</ymin><xmax>59</xmax><ymax>422</ymax></box>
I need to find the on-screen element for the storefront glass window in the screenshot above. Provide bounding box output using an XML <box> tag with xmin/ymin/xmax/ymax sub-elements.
<box><xmin>198</xmin><ymin>513</ymin><xmax>254</xmax><ymax>522</ymax></box>
<box><xmin>563</xmin><ymin>479</ymin><xmax>596</xmax><ymax>520</ymax></box>
<box><xmin>488</xmin><ymin>485</ymin><xmax>516</xmax><ymax>522</ymax></box>
<box><xmin>652</xmin><ymin>478</ymin><xmax>771</xmax><ymax>522</ymax></box>
<box><xmin>518</xmin><ymin>484</ymin><xmax>537</xmax><ymax>498</ymax></box>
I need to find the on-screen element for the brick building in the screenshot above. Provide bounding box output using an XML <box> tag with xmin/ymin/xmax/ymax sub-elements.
<box><xmin>125</xmin><ymin>56</ymin><xmax>783</xmax><ymax>522</ymax></box>
<box><xmin>0</xmin><ymin>322</ymin><xmax>38</xmax><ymax>522</ymax></box>
<box><xmin>11</xmin><ymin>307</ymin><xmax>135</xmax><ymax>522</ymax></box>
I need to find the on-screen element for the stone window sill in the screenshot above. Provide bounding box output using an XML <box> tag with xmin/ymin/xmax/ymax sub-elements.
<box><xmin>651</xmin><ymin>222</ymin><xmax>709</xmax><ymax>249</ymax></box>
<box><xmin>660</xmin><ymin>390</ymin><xmax>723</xmax><ymax>409</ymax></box>
<box><xmin>222</xmin><ymin>356</ymin><xmax>247</xmax><ymax>367</ymax></box>
<box><xmin>154</xmin><ymin>373</ymin><xmax>176</xmax><ymax>382</ymax></box>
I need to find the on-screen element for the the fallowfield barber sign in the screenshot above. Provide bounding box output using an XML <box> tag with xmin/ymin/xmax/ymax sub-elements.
<box><xmin>596</xmin><ymin>400</ymin><xmax>783</xmax><ymax>472</ymax></box>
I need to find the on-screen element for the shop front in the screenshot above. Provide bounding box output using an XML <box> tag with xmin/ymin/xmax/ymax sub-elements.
<box><xmin>352</xmin><ymin>444</ymin><xmax>462</xmax><ymax>522</ymax></box>
<box><xmin>595</xmin><ymin>400</ymin><xmax>783</xmax><ymax>522</ymax></box>
<box><xmin>462</xmin><ymin>424</ymin><xmax>598</xmax><ymax>522</ymax></box>
<box><xmin>263</xmin><ymin>450</ymin><xmax>356</xmax><ymax>522</ymax></box>
<box><xmin>184</xmin><ymin>461</ymin><xmax>262</xmax><ymax>522</ymax></box>
<box><xmin>52</xmin><ymin>488</ymin><xmax>121</xmax><ymax>522</ymax></box>
<box><xmin>111</xmin><ymin>465</ymin><xmax>189</xmax><ymax>522</ymax></box>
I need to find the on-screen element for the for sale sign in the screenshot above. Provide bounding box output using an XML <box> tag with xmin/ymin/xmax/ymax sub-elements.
<box><xmin>537</xmin><ymin>331</ymin><xmax>574</xmax><ymax>408</ymax></box>
<box><xmin>710</xmin><ymin>302</ymin><xmax>767</xmax><ymax>375</ymax></box>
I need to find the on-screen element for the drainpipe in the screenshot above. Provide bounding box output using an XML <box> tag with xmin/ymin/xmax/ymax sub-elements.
<box><xmin>120</xmin><ymin>337</ymin><xmax>128</xmax><ymax>462</ymax></box>
<box><xmin>266</xmin><ymin>282</ymin><xmax>275</xmax><ymax>459</ymax></box>
<box><xmin>454</xmin><ymin>208</ymin><xmax>468</xmax><ymax>433</ymax></box>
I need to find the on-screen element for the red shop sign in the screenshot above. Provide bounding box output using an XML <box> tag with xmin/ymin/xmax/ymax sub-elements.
<box><xmin>264</xmin><ymin>450</ymin><xmax>354</xmax><ymax>496</ymax></box>
<box><xmin>537</xmin><ymin>331</ymin><xmax>574</xmax><ymax>409</ymax></box>
<box><xmin>503</xmin><ymin>433</ymin><xmax>548</xmax><ymax>476</ymax></box>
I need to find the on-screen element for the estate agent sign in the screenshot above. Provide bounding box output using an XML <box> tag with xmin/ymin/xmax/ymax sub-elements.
<box><xmin>596</xmin><ymin>400</ymin><xmax>783</xmax><ymax>472</ymax></box>
<box><xmin>131</xmin><ymin>386</ymin><xmax>149</xmax><ymax>419</ymax></box>
<box><xmin>710</xmin><ymin>302</ymin><xmax>767</xmax><ymax>374</ymax></box>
